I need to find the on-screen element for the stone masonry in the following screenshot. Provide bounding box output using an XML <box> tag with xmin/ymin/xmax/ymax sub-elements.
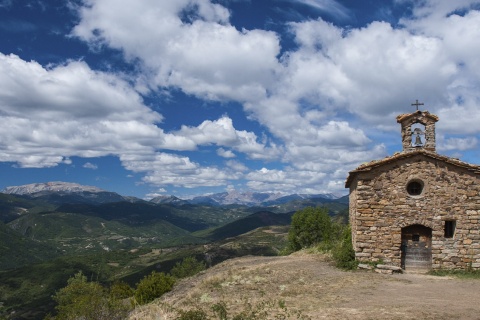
<box><xmin>346</xmin><ymin>109</ymin><xmax>480</xmax><ymax>270</ymax></box>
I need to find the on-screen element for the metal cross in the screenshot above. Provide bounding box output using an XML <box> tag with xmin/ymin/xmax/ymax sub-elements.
<box><xmin>411</xmin><ymin>99</ymin><xmax>424</xmax><ymax>111</ymax></box>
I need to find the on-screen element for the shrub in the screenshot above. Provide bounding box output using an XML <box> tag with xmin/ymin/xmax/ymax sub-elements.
<box><xmin>51</xmin><ymin>271</ymin><xmax>131</xmax><ymax>320</ymax></box>
<box><xmin>171</xmin><ymin>256</ymin><xmax>206</xmax><ymax>279</ymax></box>
<box><xmin>109</xmin><ymin>280</ymin><xmax>134</xmax><ymax>300</ymax></box>
<box><xmin>332</xmin><ymin>226</ymin><xmax>358</xmax><ymax>270</ymax></box>
<box><xmin>134</xmin><ymin>271</ymin><xmax>175</xmax><ymax>305</ymax></box>
<box><xmin>288</xmin><ymin>207</ymin><xmax>333</xmax><ymax>251</ymax></box>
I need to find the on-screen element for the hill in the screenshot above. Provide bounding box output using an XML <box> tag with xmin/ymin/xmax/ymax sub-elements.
<box><xmin>0</xmin><ymin>221</ymin><xmax>59</xmax><ymax>269</ymax></box>
<box><xmin>7</xmin><ymin>211</ymin><xmax>198</xmax><ymax>254</ymax></box>
<box><xmin>0</xmin><ymin>225</ymin><xmax>289</xmax><ymax>319</ymax></box>
<box><xmin>130</xmin><ymin>253</ymin><xmax>480</xmax><ymax>320</ymax></box>
<box><xmin>0</xmin><ymin>193</ymin><xmax>55</xmax><ymax>223</ymax></box>
<box><xmin>196</xmin><ymin>210</ymin><xmax>292</xmax><ymax>241</ymax></box>
<box><xmin>0</xmin><ymin>181</ymin><xmax>349</xmax><ymax>319</ymax></box>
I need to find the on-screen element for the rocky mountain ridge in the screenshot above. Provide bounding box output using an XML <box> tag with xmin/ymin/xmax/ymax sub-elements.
<box><xmin>2</xmin><ymin>181</ymin><xmax>345</xmax><ymax>207</ymax></box>
<box><xmin>1</xmin><ymin>181</ymin><xmax>128</xmax><ymax>205</ymax></box>
<box><xmin>2</xmin><ymin>181</ymin><xmax>105</xmax><ymax>195</ymax></box>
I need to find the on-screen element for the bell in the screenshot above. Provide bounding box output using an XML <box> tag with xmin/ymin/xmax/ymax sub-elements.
<box><xmin>414</xmin><ymin>134</ymin><xmax>422</xmax><ymax>146</ymax></box>
<box><xmin>412</xmin><ymin>127</ymin><xmax>424</xmax><ymax>146</ymax></box>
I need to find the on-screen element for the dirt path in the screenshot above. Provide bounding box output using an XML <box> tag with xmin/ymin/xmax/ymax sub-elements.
<box><xmin>131</xmin><ymin>253</ymin><xmax>480</xmax><ymax>319</ymax></box>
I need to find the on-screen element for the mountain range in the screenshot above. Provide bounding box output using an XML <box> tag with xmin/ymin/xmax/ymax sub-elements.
<box><xmin>1</xmin><ymin>181</ymin><xmax>345</xmax><ymax>207</ymax></box>
<box><xmin>0</xmin><ymin>181</ymin><xmax>349</xmax><ymax>319</ymax></box>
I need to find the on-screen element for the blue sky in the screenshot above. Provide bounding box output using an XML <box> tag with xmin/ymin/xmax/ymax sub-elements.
<box><xmin>1</xmin><ymin>0</ymin><xmax>480</xmax><ymax>199</ymax></box>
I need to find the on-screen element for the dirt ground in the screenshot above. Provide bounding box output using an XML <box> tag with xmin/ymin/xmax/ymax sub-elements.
<box><xmin>130</xmin><ymin>253</ymin><xmax>480</xmax><ymax>320</ymax></box>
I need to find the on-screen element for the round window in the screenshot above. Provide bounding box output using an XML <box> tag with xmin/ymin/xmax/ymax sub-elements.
<box><xmin>406</xmin><ymin>180</ymin><xmax>424</xmax><ymax>196</ymax></box>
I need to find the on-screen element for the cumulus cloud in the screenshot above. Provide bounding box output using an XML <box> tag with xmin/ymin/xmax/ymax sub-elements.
<box><xmin>217</xmin><ymin>148</ymin><xmax>236</xmax><ymax>158</ymax></box>
<box><xmin>0</xmin><ymin>53</ymin><xmax>166</xmax><ymax>167</ymax></box>
<box><xmin>72</xmin><ymin>0</ymin><xmax>281</xmax><ymax>102</ymax></box>
<box><xmin>0</xmin><ymin>52</ymin><xmax>268</xmax><ymax>177</ymax></box>
<box><xmin>3</xmin><ymin>0</ymin><xmax>480</xmax><ymax>195</ymax></box>
<box><xmin>120</xmin><ymin>153</ymin><xmax>243</xmax><ymax>188</ymax></box>
<box><xmin>437</xmin><ymin>136</ymin><xmax>478</xmax><ymax>152</ymax></box>
<box><xmin>174</xmin><ymin>116</ymin><xmax>281</xmax><ymax>160</ymax></box>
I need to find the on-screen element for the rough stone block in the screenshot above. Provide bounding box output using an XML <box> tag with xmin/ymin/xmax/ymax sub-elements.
<box><xmin>374</xmin><ymin>268</ymin><xmax>393</xmax><ymax>274</ymax></box>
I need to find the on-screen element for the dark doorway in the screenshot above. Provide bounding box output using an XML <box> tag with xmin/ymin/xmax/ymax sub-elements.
<box><xmin>401</xmin><ymin>224</ymin><xmax>432</xmax><ymax>270</ymax></box>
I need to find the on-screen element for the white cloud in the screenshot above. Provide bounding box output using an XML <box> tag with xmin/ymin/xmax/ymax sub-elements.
<box><xmin>245</xmin><ymin>167</ymin><xmax>333</xmax><ymax>193</ymax></box>
<box><xmin>437</xmin><ymin>135</ymin><xmax>478</xmax><ymax>151</ymax></box>
<box><xmin>174</xmin><ymin>116</ymin><xmax>281</xmax><ymax>160</ymax></box>
<box><xmin>72</xmin><ymin>0</ymin><xmax>281</xmax><ymax>102</ymax></box>
<box><xmin>217</xmin><ymin>148</ymin><xmax>236</xmax><ymax>158</ymax></box>
<box><xmin>70</xmin><ymin>0</ymin><xmax>480</xmax><ymax>193</ymax></box>
<box><xmin>120</xmin><ymin>153</ymin><xmax>242</xmax><ymax>188</ymax></box>
<box><xmin>225</xmin><ymin>160</ymin><xmax>248</xmax><ymax>172</ymax></box>
<box><xmin>83</xmin><ymin>162</ymin><xmax>98</xmax><ymax>170</ymax></box>
<box><xmin>4</xmin><ymin>0</ymin><xmax>480</xmax><ymax>195</ymax></box>
<box><xmin>0</xmin><ymin>53</ymin><xmax>208</xmax><ymax>168</ymax></box>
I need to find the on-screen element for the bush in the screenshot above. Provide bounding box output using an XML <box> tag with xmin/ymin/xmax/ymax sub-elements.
<box><xmin>51</xmin><ymin>271</ymin><xmax>131</xmax><ymax>320</ymax></box>
<box><xmin>171</xmin><ymin>256</ymin><xmax>206</xmax><ymax>279</ymax></box>
<box><xmin>288</xmin><ymin>207</ymin><xmax>334</xmax><ymax>251</ymax></box>
<box><xmin>109</xmin><ymin>280</ymin><xmax>134</xmax><ymax>300</ymax></box>
<box><xmin>331</xmin><ymin>226</ymin><xmax>358</xmax><ymax>270</ymax></box>
<box><xmin>134</xmin><ymin>271</ymin><xmax>175</xmax><ymax>305</ymax></box>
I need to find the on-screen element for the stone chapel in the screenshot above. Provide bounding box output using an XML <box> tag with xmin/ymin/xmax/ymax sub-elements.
<box><xmin>345</xmin><ymin>103</ymin><xmax>480</xmax><ymax>271</ymax></box>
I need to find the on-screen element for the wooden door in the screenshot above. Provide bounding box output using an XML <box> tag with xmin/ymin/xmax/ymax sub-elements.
<box><xmin>401</xmin><ymin>225</ymin><xmax>432</xmax><ymax>270</ymax></box>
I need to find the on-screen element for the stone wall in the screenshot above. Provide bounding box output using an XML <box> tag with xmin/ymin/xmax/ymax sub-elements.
<box><xmin>349</xmin><ymin>154</ymin><xmax>480</xmax><ymax>270</ymax></box>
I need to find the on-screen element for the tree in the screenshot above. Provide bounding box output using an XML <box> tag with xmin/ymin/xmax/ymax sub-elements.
<box><xmin>288</xmin><ymin>207</ymin><xmax>334</xmax><ymax>251</ymax></box>
<box><xmin>134</xmin><ymin>271</ymin><xmax>175</xmax><ymax>305</ymax></box>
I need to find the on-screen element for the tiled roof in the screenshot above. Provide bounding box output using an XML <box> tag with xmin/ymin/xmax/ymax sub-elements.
<box><xmin>345</xmin><ymin>149</ymin><xmax>480</xmax><ymax>188</ymax></box>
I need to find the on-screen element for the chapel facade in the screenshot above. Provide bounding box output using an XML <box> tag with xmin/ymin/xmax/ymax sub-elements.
<box><xmin>345</xmin><ymin>104</ymin><xmax>480</xmax><ymax>271</ymax></box>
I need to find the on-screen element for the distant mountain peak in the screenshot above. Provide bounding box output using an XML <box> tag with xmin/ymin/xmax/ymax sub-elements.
<box><xmin>0</xmin><ymin>181</ymin><xmax>133</xmax><ymax>205</ymax></box>
<box><xmin>150</xmin><ymin>195</ymin><xmax>188</xmax><ymax>205</ymax></box>
<box><xmin>187</xmin><ymin>190</ymin><xmax>341</xmax><ymax>206</ymax></box>
<box><xmin>1</xmin><ymin>181</ymin><xmax>105</xmax><ymax>195</ymax></box>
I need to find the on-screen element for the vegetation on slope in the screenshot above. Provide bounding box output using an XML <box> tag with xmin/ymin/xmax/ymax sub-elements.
<box><xmin>0</xmin><ymin>193</ymin><xmax>55</xmax><ymax>223</ymax></box>
<box><xmin>8</xmin><ymin>211</ymin><xmax>198</xmax><ymax>254</ymax></box>
<box><xmin>287</xmin><ymin>207</ymin><xmax>356</xmax><ymax>270</ymax></box>
<box><xmin>0</xmin><ymin>190</ymin><xmax>348</xmax><ymax>319</ymax></box>
<box><xmin>0</xmin><ymin>221</ymin><xmax>59</xmax><ymax>269</ymax></box>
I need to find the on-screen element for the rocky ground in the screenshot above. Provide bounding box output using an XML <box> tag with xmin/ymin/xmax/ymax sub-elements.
<box><xmin>130</xmin><ymin>252</ymin><xmax>480</xmax><ymax>320</ymax></box>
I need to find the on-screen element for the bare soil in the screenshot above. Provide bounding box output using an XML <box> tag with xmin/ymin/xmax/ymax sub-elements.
<box><xmin>130</xmin><ymin>253</ymin><xmax>480</xmax><ymax>319</ymax></box>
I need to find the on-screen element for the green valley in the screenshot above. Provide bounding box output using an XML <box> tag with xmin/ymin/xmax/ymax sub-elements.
<box><xmin>0</xmin><ymin>187</ymin><xmax>348</xmax><ymax>319</ymax></box>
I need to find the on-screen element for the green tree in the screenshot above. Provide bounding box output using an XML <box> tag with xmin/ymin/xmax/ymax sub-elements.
<box><xmin>51</xmin><ymin>271</ymin><xmax>131</xmax><ymax>320</ymax></box>
<box><xmin>171</xmin><ymin>256</ymin><xmax>206</xmax><ymax>279</ymax></box>
<box><xmin>134</xmin><ymin>271</ymin><xmax>175</xmax><ymax>305</ymax></box>
<box><xmin>288</xmin><ymin>207</ymin><xmax>333</xmax><ymax>251</ymax></box>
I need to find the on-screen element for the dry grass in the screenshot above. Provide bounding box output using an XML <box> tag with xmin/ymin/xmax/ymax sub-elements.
<box><xmin>129</xmin><ymin>252</ymin><xmax>480</xmax><ymax>320</ymax></box>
